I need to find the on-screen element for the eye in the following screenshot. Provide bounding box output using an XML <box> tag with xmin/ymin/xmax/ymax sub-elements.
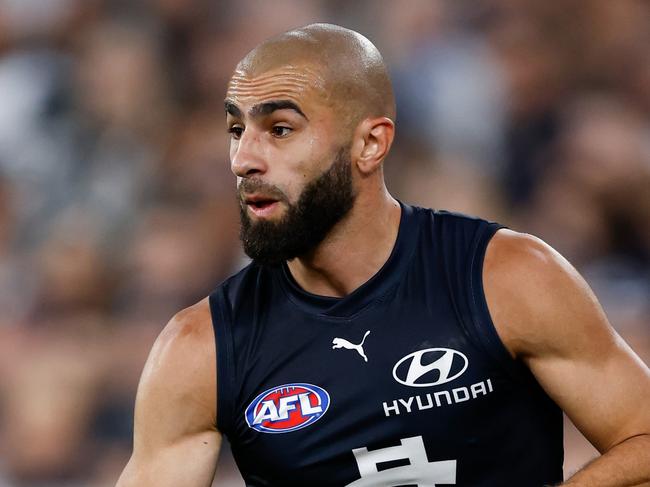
<box><xmin>271</xmin><ymin>126</ymin><xmax>292</xmax><ymax>138</ymax></box>
<box><xmin>228</xmin><ymin>126</ymin><xmax>244</xmax><ymax>139</ymax></box>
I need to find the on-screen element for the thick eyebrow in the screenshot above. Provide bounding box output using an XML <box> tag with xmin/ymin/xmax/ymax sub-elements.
<box><xmin>250</xmin><ymin>100</ymin><xmax>308</xmax><ymax>120</ymax></box>
<box><xmin>225</xmin><ymin>101</ymin><xmax>242</xmax><ymax>118</ymax></box>
<box><xmin>224</xmin><ymin>99</ymin><xmax>308</xmax><ymax>121</ymax></box>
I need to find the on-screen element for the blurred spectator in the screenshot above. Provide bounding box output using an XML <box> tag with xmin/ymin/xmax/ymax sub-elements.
<box><xmin>520</xmin><ymin>94</ymin><xmax>650</xmax><ymax>270</ymax></box>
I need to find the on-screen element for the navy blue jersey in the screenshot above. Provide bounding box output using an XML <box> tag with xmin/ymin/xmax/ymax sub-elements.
<box><xmin>210</xmin><ymin>203</ymin><xmax>563</xmax><ymax>486</ymax></box>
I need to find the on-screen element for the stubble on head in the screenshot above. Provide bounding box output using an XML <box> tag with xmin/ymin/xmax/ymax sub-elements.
<box><xmin>231</xmin><ymin>23</ymin><xmax>396</xmax><ymax>132</ymax></box>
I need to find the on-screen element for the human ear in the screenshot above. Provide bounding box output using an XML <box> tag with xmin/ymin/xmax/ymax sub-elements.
<box><xmin>354</xmin><ymin>117</ymin><xmax>395</xmax><ymax>175</ymax></box>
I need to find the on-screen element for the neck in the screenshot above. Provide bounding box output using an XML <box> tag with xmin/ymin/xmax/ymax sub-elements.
<box><xmin>286</xmin><ymin>189</ymin><xmax>401</xmax><ymax>297</ymax></box>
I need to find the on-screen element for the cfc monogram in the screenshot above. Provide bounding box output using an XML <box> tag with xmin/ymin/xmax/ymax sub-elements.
<box><xmin>346</xmin><ymin>436</ymin><xmax>456</xmax><ymax>486</ymax></box>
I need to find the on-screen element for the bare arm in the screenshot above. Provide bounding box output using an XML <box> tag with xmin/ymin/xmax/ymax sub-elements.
<box><xmin>116</xmin><ymin>298</ymin><xmax>221</xmax><ymax>487</ymax></box>
<box><xmin>484</xmin><ymin>229</ymin><xmax>650</xmax><ymax>487</ymax></box>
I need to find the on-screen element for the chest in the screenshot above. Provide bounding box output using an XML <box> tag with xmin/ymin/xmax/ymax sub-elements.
<box><xmin>227</xmin><ymin>288</ymin><xmax>510</xmax><ymax>486</ymax></box>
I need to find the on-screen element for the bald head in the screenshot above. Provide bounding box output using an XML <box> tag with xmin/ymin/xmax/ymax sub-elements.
<box><xmin>233</xmin><ymin>23</ymin><xmax>396</xmax><ymax>125</ymax></box>
<box><xmin>227</xmin><ymin>24</ymin><xmax>398</xmax><ymax>261</ymax></box>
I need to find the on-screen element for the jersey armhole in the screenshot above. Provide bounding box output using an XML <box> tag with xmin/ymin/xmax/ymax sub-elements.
<box><xmin>468</xmin><ymin>224</ymin><xmax>530</xmax><ymax>382</ymax></box>
<box><xmin>209</xmin><ymin>291</ymin><xmax>236</xmax><ymax>438</ymax></box>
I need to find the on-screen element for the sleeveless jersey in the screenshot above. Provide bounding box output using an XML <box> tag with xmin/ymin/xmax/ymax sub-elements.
<box><xmin>209</xmin><ymin>203</ymin><xmax>564</xmax><ymax>486</ymax></box>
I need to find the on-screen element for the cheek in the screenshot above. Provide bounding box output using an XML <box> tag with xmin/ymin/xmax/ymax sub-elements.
<box><xmin>280</xmin><ymin>177</ymin><xmax>307</xmax><ymax>205</ymax></box>
<box><xmin>295</xmin><ymin>132</ymin><xmax>333</xmax><ymax>172</ymax></box>
<box><xmin>272</xmin><ymin>168</ymin><xmax>312</xmax><ymax>207</ymax></box>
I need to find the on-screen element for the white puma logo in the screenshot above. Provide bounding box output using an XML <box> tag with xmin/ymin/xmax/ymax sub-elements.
<box><xmin>332</xmin><ymin>330</ymin><xmax>371</xmax><ymax>362</ymax></box>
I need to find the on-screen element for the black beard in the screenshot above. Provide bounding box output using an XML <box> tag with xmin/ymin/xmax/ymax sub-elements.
<box><xmin>239</xmin><ymin>147</ymin><xmax>355</xmax><ymax>266</ymax></box>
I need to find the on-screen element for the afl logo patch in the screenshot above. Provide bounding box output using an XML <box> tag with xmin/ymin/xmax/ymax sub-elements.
<box><xmin>245</xmin><ymin>383</ymin><xmax>330</xmax><ymax>434</ymax></box>
<box><xmin>393</xmin><ymin>348</ymin><xmax>469</xmax><ymax>387</ymax></box>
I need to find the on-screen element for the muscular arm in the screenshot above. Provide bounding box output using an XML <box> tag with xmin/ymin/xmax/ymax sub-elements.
<box><xmin>484</xmin><ymin>230</ymin><xmax>650</xmax><ymax>487</ymax></box>
<box><xmin>116</xmin><ymin>298</ymin><xmax>221</xmax><ymax>487</ymax></box>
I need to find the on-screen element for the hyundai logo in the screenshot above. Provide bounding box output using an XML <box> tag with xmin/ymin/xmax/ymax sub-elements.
<box><xmin>392</xmin><ymin>348</ymin><xmax>469</xmax><ymax>387</ymax></box>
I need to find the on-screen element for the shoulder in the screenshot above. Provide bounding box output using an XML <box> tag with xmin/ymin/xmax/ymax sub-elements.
<box><xmin>156</xmin><ymin>297</ymin><xmax>214</xmax><ymax>358</ymax></box>
<box><xmin>126</xmin><ymin>298</ymin><xmax>220</xmax><ymax>474</ymax></box>
<box><xmin>484</xmin><ymin>228</ymin><xmax>569</xmax><ymax>280</ymax></box>
<box><xmin>483</xmin><ymin>228</ymin><xmax>583</xmax><ymax>303</ymax></box>
<box><xmin>482</xmin><ymin>229</ymin><xmax>609</xmax><ymax>360</ymax></box>
<box><xmin>137</xmin><ymin>298</ymin><xmax>216</xmax><ymax>425</ymax></box>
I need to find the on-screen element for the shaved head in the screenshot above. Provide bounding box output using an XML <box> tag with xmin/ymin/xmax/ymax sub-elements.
<box><xmin>231</xmin><ymin>23</ymin><xmax>396</xmax><ymax>127</ymax></box>
<box><xmin>227</xmin><ymin>25</ymin><xmax>398</xmax><ymax>264</ymax></box>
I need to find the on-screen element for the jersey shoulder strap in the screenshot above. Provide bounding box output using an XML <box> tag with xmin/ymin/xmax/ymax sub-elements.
<box><xmin>427</xmin><ymin>209</ymin><xmax>528</xmax><ymax>380</ymax></box>
<box><xmin>209</xmin><ymin>262</ymin><xmax>273</xmax><ymax>436</ymax></box>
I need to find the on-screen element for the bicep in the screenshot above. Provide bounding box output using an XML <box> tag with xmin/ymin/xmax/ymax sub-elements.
<box><xmin>484</xmin><ymin>230</ymin><xmax>650</xmax><ymax>452</ymax></box>
<box><xmin>118</xmin><ymin>431</ymin><xmax>221</xmax><ymax>487</ymax></box>
<box><xmin>525</xmin><ymin>309</ymin><xmax>650</xmax><ymax>453</ymax></box>
<box><xmin>118</xmin><ymin>302</ymin><xmax>221</xmax><ymax>486</ymax></box>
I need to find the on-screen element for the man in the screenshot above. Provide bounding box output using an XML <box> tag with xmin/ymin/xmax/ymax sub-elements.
<box><xmin>117</xmin><ymin>24</ymin><xmax>650</xmax><ymax>486</ymax></box>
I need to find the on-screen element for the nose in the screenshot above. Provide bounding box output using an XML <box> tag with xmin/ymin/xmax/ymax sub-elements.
<box><xmin>230</xmin><ymin>129</ymin><xmax>267</xmax><ymax>178</ymax></box>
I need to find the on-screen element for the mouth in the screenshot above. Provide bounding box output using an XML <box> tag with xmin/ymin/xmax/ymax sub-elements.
<box><xmin>243</xmin><ymin>194</ymin><xmax>282</xmax><ymax>218</ymax></box>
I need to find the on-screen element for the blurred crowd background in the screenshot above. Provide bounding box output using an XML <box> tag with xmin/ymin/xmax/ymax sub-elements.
<box><xmin>0</xmin><ymin>0</ymin><xmax>648</xmax><ymax>485</ymax></box>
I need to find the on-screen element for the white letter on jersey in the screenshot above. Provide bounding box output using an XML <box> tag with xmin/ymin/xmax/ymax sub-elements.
<box><xmin>253</xmin><ymin>401</ymin><xmax>279</xmax><ymax>424</ymax></box>
<box><xmin>277</xmin><ymin>395</ymin><xmax>300</xmax><ymax>420</ymax></box>
<box><xmin>299</xmin><ymin>393</ymin><xmax>322</xmax><ymax>415</ymax></box>
<box><xmin>346</xmin><ymin>436</ymin><xmax>456</xmax><ymax>487</ymax></box>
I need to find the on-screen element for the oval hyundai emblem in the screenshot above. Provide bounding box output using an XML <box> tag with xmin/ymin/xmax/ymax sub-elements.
<box><xmin>392</xmin><ymin>348</ymin><xmax>469</xmax><ymax>387</ymax></box>
<box><xmin>245</xmin><ymin>383</ymin><xmax>330</xmax><ymax>433</ymax></box>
